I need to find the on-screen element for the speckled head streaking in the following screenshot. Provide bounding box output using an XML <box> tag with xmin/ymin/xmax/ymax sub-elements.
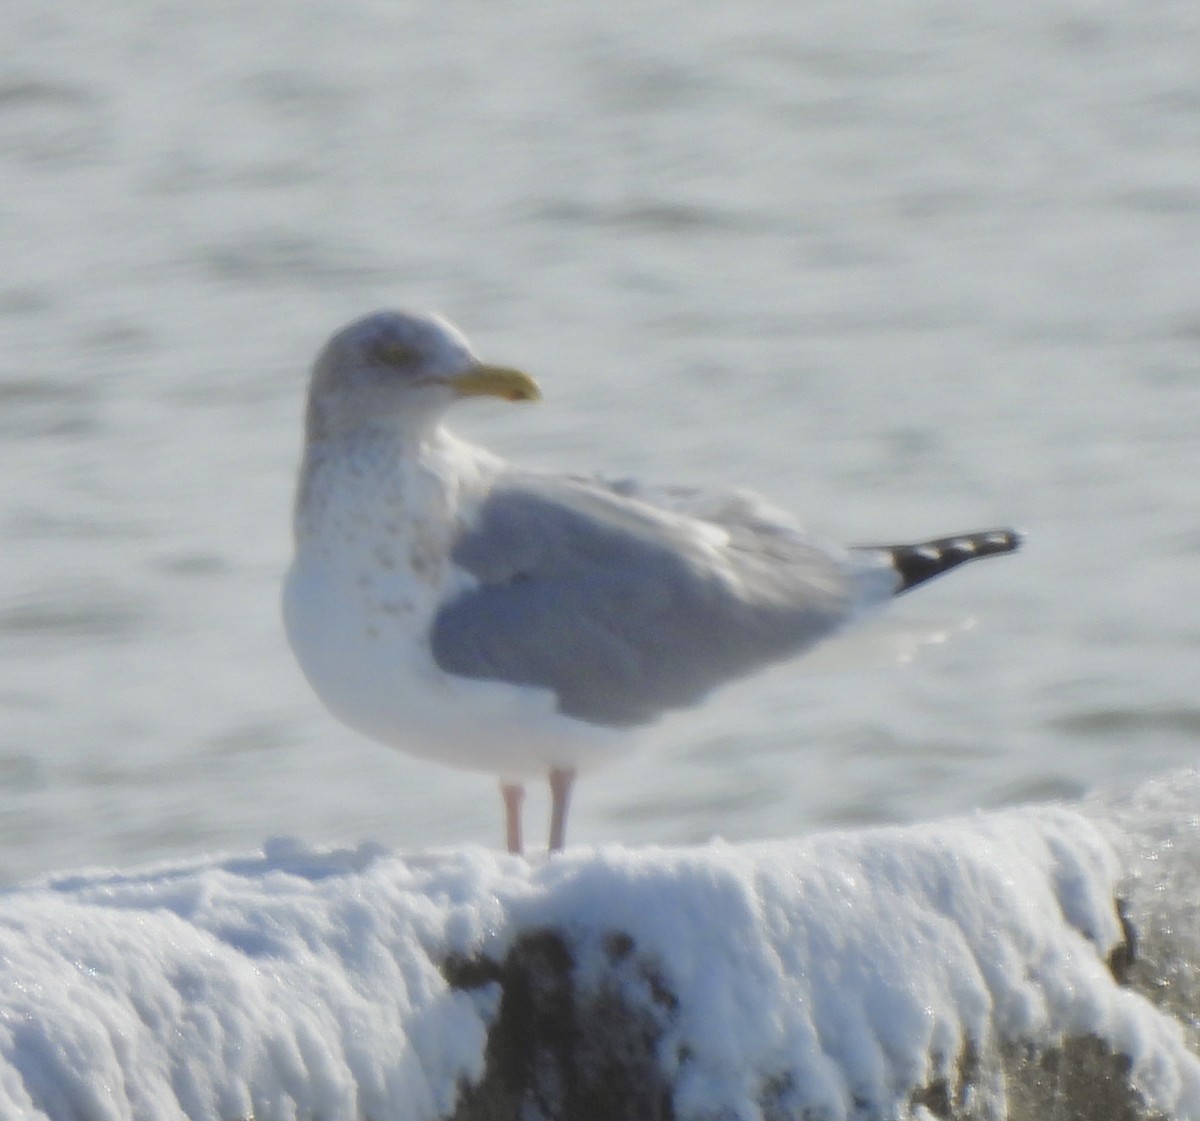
<box><xmin>304</xmin><ymin>310</ymin><xmax>540</xmax><ymax>443</ymax></box>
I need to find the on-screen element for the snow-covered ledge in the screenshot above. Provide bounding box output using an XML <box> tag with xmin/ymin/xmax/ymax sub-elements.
<box><xmin>2</xmin><ymin>773</ymin><xmax>1199</xmax><ymax>1121</ymax></box>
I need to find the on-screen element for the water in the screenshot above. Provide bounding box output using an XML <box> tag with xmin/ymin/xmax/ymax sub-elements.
<box><xmin>2</xmin><ymin>0</ymin><xmax>1199</xmax><ymax>883</ymax></box>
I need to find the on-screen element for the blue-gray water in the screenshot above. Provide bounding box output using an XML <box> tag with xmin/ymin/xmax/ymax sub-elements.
<box><xmin>1</xmin><ymin>0</ymin><xmax>1199</xmax><ymax>882</ymax></box>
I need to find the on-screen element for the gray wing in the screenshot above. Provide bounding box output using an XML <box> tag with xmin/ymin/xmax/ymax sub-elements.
<box><xmin>429</xmin><ymin>473</ymin><xmax>881</xmax><ymax>728</ymax></box>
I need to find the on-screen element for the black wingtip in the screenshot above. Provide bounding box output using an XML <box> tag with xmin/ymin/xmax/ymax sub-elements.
<box><xmin>870</xmin><ymin>528</ymin><xmax>1023</xmax><ymax>595</ymax></box>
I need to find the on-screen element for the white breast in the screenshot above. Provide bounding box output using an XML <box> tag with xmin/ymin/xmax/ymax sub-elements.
<box><xmin>283</xmin><ymin>431</ymin><xmax>632</xmax><ymax>780</ymax></box>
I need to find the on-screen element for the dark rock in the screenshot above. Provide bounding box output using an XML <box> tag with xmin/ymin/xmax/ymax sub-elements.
<box><xmin>446</xmin><ymin>930</ymin><xmax>674</xmax><ymax>1121</ymax></box>
<box><xmin>1002</xmin><ymin>1036</ymin><xmax>1157</xmax><ymax>1121</ymax></box>
<box><xmin>1109</xmin><ymin>897</ymin><xmax>1138</xmax><ymax>986</ymax></box>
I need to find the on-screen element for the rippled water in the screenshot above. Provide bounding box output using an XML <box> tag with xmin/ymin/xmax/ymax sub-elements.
<box><xmin>2</xmin><ymin>0</ymin><xmax>1199</xmax><ymax>882</ymax></box>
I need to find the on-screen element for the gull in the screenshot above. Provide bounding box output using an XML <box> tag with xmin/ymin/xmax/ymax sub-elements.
<box><xmin>283</xmin><ymin>310</ymin><xmax>1020</xmax><ymax>855</ymax></box>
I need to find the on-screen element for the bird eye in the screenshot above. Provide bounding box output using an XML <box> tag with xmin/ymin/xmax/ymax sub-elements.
<box><xmin>376</xmin><ymin>342</ymin><xmax>419</xmax><ymax>366</ymax></box>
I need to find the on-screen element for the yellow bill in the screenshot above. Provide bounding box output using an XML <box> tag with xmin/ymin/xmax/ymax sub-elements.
<box><xmin>451</xmin><ymin>364</ymin><xmax>541</xmax><ymax>403</ymax></box>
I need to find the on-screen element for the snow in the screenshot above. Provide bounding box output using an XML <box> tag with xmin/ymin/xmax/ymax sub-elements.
<box><xmin>2</xmin><ymin>791</ymin><xmax>1200</xmax><ymax>1120</ymax></box>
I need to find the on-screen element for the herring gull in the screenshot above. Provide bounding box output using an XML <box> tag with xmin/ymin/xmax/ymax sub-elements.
<box><xmin>283</xmin><ymin>310</ymin><xmax>1020</xmax><ymax>854</ymax></box>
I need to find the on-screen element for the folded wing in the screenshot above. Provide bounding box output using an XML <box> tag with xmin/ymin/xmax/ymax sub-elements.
<box><xmin>430</xmin><ymin>473</ymin><xmax>881</xmax><ymax>727</ymax></box>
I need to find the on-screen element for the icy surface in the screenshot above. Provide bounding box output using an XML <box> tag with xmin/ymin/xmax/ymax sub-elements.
<box><xmin>2</xmin><ymin>789</ymin><xmax>1200</xmax><ymax>1120</ymax></box>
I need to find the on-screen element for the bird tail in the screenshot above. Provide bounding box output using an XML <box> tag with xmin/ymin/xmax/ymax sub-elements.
<box><xmin>856</xmin><ymin>528</ymin><xmax>1023</xmax><ymax>595</ymax></box>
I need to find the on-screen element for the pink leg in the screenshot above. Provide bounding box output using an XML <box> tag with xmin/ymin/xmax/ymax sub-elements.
<box><xmin>501</xmin><ymin>782</ymin><xmax>525</xmax><ymax>855</ymax></box>
<box><xmin>548</xmin><ymin>767</ymin><xmax>576</xmax><ymax>853</ymax></box>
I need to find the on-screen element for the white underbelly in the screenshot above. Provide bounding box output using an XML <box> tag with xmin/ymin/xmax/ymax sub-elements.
<box><xmin>282</xmin><ymin>555</ymin><xmax>634</xmax><ymax>779</ymax></box>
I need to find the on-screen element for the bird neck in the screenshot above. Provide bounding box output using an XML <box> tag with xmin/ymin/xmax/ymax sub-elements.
<box><xmin>292</xmin><ymin>425</ymin><xmax>441</xmax><ymax>541</ymax></box>
<box><xmin>290</xmin><ymin>425</ymin><xmax>500</xmax><ymax>567</ymax></box>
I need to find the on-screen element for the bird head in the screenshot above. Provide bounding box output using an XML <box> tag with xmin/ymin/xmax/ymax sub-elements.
<box><xmin>305</xmin><ymin>310</ymin><xmax>540</xmax><ymax>442</ymax></box>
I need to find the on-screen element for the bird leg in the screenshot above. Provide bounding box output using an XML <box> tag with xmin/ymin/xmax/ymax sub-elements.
<box><xmin>548</xmin><ymin>767</ymin><xmax>576</xmax><ymax>853</ymax></box>
<box><xmin>501</xmin><ymin>781</ymin><xmax>525</xmax><ymax>855</ymax></box>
